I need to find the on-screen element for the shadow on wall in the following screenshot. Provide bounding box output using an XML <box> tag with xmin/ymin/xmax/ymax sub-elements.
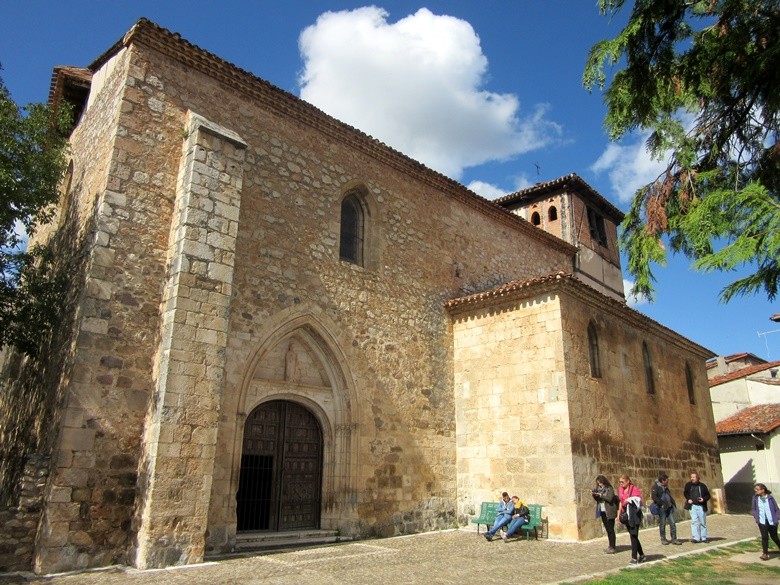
<box><xmin>724</xmin><ymin>459</ymin><xmax>756</xmax><ymax>513</ymax></box>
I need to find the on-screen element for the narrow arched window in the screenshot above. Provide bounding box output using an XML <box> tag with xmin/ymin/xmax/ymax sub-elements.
<box><xmin>548</xmin><ymin>206</ymin><xmax>558</xmax><ymax>221</ymax></box>
<box><xmin>588</xmin><ymin>321</ymin><xmax>601</xmax><ymax>378</ymax></box>
<box><xmin>685</xmin><ymin>363</ymin><xmax>696</xmax><ymax>404</ymax></box>
<box><xmin>340</xmin><ymin>193</ymin><xmax>364</xmax><ymax>265</ymax></box>
<box><xmin>531</xmin><ymin>211</ymin><xmax>541</xmax><ymax>226</ymax></box>
<box><xmin>643</xmin><ymin>342</ymin><xmax>655</xmax><ymax>394</ymax></box>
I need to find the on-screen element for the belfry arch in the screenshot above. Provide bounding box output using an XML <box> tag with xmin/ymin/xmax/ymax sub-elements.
<box><xmin>229</xmin><ymin>312</ymin><xmax>360</xmax><ymax>535</ymax></box>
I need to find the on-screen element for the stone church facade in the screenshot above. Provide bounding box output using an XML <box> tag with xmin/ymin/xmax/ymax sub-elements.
<box><xmin>0</xmin><ymin>19</ymin><xmax>723</xmax><ymax>574</ymax></box>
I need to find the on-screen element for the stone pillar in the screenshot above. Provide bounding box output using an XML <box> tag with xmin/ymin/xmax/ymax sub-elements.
<box><xmin>133</xmin><ymin>113</ymin><xmax>246</xmax><ymax>569</ymax></box>
<box><xmin>711</xmin><ymin>488</ymin><xmax>728</xmax><ymax>514</ymax></box>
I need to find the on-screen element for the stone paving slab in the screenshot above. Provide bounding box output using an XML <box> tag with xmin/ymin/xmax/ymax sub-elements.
<box><xmin>0</xmin><ymin>514</ymin><xmax>772</xmax><ymax>585</ymax></box>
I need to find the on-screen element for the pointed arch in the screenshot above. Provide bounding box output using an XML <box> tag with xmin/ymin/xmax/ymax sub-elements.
<box><xmin>340</xmin><ymin>192</ymin><xmax>365</xmax><ymax>265</ymax></box>
<box><xmin>230</xmin><ymin>307</ymin><xmax>361</xmax><ymax>533</ymax></box>
<box><xmin>338</xmin><ymin>184</ymin><xmax>381</xmax><ymax>270</ymax></box>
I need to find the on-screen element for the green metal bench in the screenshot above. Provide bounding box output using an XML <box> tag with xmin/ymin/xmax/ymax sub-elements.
<box><xmin>518</xmin><ymin>504</ymin><xmax>544</xmax><ymax>540</ymax></box>
<box><xmin>470</xmin><ymin>501</ymin><xmax>499</xmax><ymax>534</ymax></box>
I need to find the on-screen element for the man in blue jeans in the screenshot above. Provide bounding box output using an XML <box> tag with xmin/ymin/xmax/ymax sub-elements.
<box><xmin>651</xmin><ymin>472</ymin><xmax>682</xmax><ymax>545</ymax></box>
<box><xmin>484</xmin><ymin>492</ymin><xmax>514</xmax><ymax>541</ymax></box>
<box><xmin>684</xmin><ymin>472</ymin><xmax>711</xmax><ymax>543</ymax></box>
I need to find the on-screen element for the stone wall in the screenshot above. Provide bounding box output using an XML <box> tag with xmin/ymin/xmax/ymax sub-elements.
<box><xmin>0</xmin><ymin>51</ymin><xmax>128</xmax><ymax>575</ymax></box>
<box><xmin>32</xmin><ymin>45</ymin><xmax>182</xmax><ymax>573</ymax></box>
<box><xmin>451</xmin><ymin>287</ymin><xmax>580</xmax><ymax>539</ymax></box>
<box><xmin>0</xmin><ymin>455</ymin><xmax>49</xmax><ymax>571</ymax></box>
<box><xmin>559</xmin><ymin>287</ymin><xmax>723</xmax><ymax>539</ymax></box>
<box><xmin>449</xmin><ymin>275</ymin><xmax>721</xmax><ymax>541</ymax></box>
<box><xmin>10</xmin><ymin>19</ymin><xmax>723</xmax><ymax>573</ymax></box>
<box><xmin>23</xmin><ymin>29</ymin><xmax>576</xmax><ymax>571</ymax></box>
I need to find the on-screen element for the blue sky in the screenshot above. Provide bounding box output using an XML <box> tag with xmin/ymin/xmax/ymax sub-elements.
<box><xmin>1</xmin><ymin>1</ymin><xmax>777</xmax><ymax>359</ymax></box>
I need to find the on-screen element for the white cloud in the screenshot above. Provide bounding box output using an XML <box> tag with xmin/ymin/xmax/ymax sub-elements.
<box><xmin>591</xmin><ymin>112</ymin><xmax>699</xmax><ymax>203</ymax></box>
<box><xmin>624</xmin><ymin>278</ymin><xmax>649</xmax><ymax>308</ymax></box>
<box><xmin>590</xmin><ymin>134</ymin><xmax>668</xmax><ymax>204</ymax></box>
<box><xmin>298</xmin><ymin>6</ymin><xmax>561</xmax><ymax>180</ymax></box>
<box><xmin>467</xmin><ymin>174</ymin><xmax>535</xmax><ymax>200</ymax></box>
<box><xmin>467</xmin><ymin>181</ymin><xmax>507</xmax><ymax>200</ymax></box>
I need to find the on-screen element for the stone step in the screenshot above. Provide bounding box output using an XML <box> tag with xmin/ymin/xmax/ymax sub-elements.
<box><xmin>208</xmin><ymin>529</ymin><xmax>347</xmax><ymax>558</ymax></box>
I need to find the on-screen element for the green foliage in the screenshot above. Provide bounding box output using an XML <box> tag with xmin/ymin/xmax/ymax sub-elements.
<box><xmin>584</xmin><ymin>0</ymin><xmax>780</xmax><ymax>301</ymax></box>
<box><xmin>0</xmin><ymin>70</ymin><xmax>71</xmax><ymax>356</ymax></box>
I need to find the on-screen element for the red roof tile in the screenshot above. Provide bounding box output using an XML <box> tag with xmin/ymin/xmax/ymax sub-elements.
<box><xmin>716</xmin><ymin>404</ymin><xmax>780</xmax><ymax>436</ymax></box>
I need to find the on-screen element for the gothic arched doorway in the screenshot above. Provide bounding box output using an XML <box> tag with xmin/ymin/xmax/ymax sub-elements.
<box><xmin>236</xmin><ymin>400</ymin><xmax>323</xmax><ymax>532</ymax></box>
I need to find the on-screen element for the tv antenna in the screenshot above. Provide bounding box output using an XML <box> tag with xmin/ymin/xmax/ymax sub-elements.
<box><xmin>757</xmin><ymin>328</ymin><xmax>780</xmax><ymax>361</ymax></box>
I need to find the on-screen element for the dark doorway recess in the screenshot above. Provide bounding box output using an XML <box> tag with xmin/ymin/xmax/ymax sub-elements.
<box><xmin>236</xmin><ymin>400</ymin><xmax>323</xmax><ymax>532</ymax></box>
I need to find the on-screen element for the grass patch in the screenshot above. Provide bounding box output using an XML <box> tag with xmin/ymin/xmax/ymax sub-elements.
<box><xmin>561</xmin><ymin>541</ymin><xmax>780</xmax><ymax>585</ymax></box>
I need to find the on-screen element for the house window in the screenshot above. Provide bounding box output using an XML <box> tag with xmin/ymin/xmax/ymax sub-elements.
<box><xmin>685</xmin><ymin>363</ymin><xmax>696</xmax><ymax>404</ymax></box>
<box><xmin>587</xmin><ymin>208</ymin><xmax>608</xmax><ymax>247</ymax></box>
<box><xmin>643</xmin><ymin>342</ymin><xmax>655</xmax><ymax>394</ymax></box>
<box><xmin>588</xmin><ymin>321</ymin><xmax>601</xmax><ymax>378</ymax></box>
<box><xmin>548</xmin><ymin>206</ymin><xmax>558</xmax><ymax>222</ymax></box>
<box><xmin>340</xmin><ymin>193</ymin><xmax>364</xmax><ymax>265</ymax></box>
<box><xmin>531</xmin><ymin>211</ymin><xmax>541</xmax><ymax>226</ymax></box>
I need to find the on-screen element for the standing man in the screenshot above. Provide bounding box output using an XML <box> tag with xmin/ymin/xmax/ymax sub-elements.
<box><xmin>651</xmin><ymin>472</ymin><xmax>681</xmax><ymax>545</ymax></box>
<box><xmin>484</xmin><ymin>492</ymin><xmax>514</xmax><ymax>541</ymax></box>
<box><xmin>683</xmin><ymin>472</ymin><xmax>711</xmax><ymax>543</ymax></box>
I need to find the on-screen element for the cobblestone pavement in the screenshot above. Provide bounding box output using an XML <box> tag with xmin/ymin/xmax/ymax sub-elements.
<box><xmin>2</xmin><ymin>514</ymin><xmax>776</xmax><ymax>585</ymax></box>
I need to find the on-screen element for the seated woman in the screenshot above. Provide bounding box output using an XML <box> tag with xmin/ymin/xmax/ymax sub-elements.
<box><xmin>502</xmin><ymin>496</ymin><xmax>530</xmax><ymax>541</ymax></box>
<box><xmin>484</xmin><ymin>492</ymin><xmax>514</xmax><ymax>541</ymax></box>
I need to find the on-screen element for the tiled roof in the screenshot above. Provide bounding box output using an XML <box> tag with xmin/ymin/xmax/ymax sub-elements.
<box><xmin>494</xmin><ymin>173</ymin><xmax>624</xmax><ymax>222</ymax></box>
<box><xmin>716</xmin><ymin>403</ymin><xmax>780</xmax><ymax>436</ymax></box>
<box><xmin>444</xmin><ymin>271</ymin><xmax>713</xmax><ymax>358</ymax></box>
<box><xmin>706</xmin><ymin>352</ymin><xmax>766</xmax><ymax>369</ymax></box>
<box><xmin>708</xmin><ymin>360</ymin><xmax>780</xmax><ymax>387</ymax></box>
<box><xmin>47</xmin><ymin>65</ymin><xmax>92</xmax><ymax>105</ymax></box>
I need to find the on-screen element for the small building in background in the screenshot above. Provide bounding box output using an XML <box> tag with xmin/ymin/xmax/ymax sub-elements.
<box><xmin>716</xmin><ymin>404</ymin><xmax>780</xmax><ymax>511</ymax></box>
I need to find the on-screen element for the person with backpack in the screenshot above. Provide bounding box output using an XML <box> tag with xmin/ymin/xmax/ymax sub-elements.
<box><xmin>651</xmin><ymin>472</ymin><xmax>681</xmax><ymax>545</ymax></box>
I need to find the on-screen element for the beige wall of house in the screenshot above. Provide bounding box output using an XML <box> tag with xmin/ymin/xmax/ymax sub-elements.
<box><xmin>711</xmin><ymin>378</ymin><xmax>780</xmax><ymax>422</ymax></box>
<box><xmin>719</xmin><ymin>431</ymin><xmax>780</xmax><ymax>510</ymax></box>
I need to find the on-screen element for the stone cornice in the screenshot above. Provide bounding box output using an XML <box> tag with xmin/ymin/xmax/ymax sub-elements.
<box><xmin>88</xmin><ymin>18</ymin><xmax>576</xmax><ymax>257</ymax></box>
<box><xmin>446</xmin><ymin>272</ymin><xmax>714</xmax><ymax>358</ymax></box>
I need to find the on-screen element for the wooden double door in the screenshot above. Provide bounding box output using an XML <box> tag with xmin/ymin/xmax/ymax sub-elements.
<box><xmin>236</xmin><ymin>400</ymin><xmax>323</xmax><ymax>532</ymax></box>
